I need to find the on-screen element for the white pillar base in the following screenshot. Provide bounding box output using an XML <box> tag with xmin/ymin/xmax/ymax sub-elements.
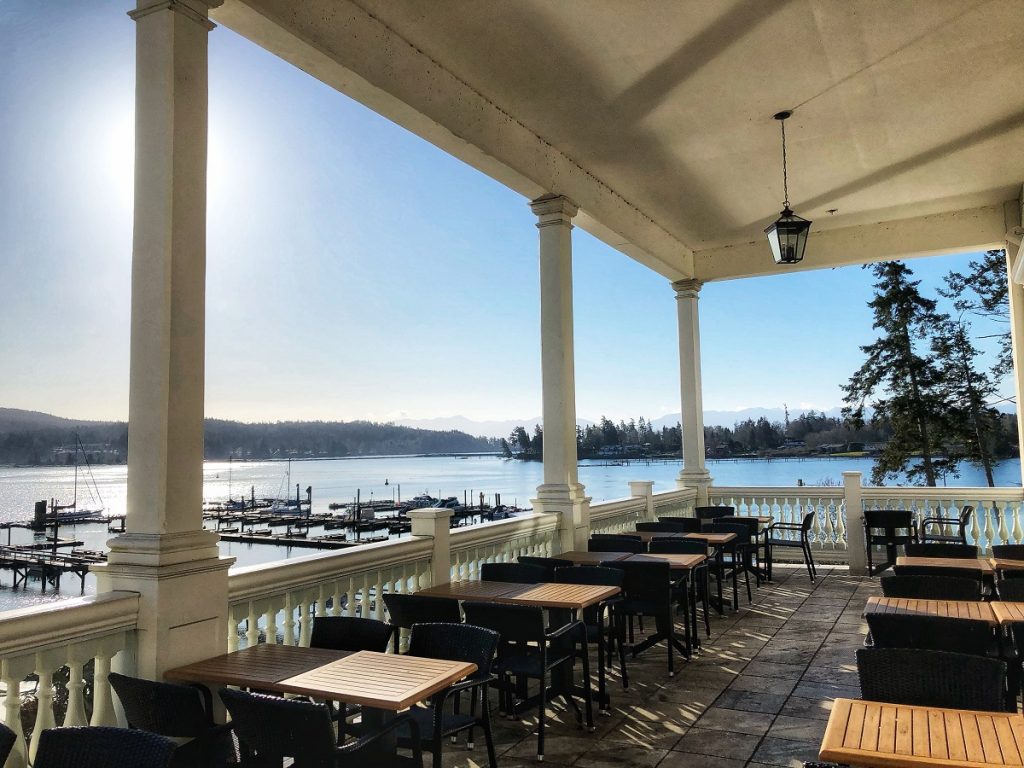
<box><xmin>677</xmin><ymin>468</ymin><xmax>712</xmax><ymax>506</ymax></box>
<box><xmin>93</xmin><ymin>531</ymin><xmax>233</xmax><ymax>679</ymax></box>
<box><xmin>408</xmin><ymin>508</ymin><xmax>453</xmax><ymax>587</ymax></box>
<box><xmin>533</xmin><ymin>483</ymin><xmax>590</xmax><ymax>552</ymax></box>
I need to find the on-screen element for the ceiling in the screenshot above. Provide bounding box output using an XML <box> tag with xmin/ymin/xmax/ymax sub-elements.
<box><xmin>212</xmin><ymin>0</ymin><xmax>1024</xmax><ymax>281</ymax></box>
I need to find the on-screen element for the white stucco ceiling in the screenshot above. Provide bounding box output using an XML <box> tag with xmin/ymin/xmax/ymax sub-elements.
<box><xmin>213</xmin><ymin>0</ymin><xmax>1024</xmax><ymax>281</ymax></box>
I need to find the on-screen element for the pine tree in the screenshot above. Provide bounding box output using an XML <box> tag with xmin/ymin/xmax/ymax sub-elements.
<box><xmin>931</xmin><ymin>317</ymin><xmax>1000</xmax><ymax>486</ymax></box>
<box><xmin>940</xmin><ymin>249</ymin><xmax>1010</xmax><ymax>377</ymax></box>
<box><xmin>842</xmin><ymin>262</ymin><xmax>950</xmax><ymax>486</ymax></box>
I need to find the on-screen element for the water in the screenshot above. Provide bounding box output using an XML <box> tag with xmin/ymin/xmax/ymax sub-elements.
<box><xmin>0</xmin><ymin>454</ymin><xmax>1018</xmax><ymax>610</ymax></box>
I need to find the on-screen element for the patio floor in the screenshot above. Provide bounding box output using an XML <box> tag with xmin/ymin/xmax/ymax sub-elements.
<box><xmin>443</xmin><ymin>564</ymin><xmax>877</xmax><ymax>768</ymax></box>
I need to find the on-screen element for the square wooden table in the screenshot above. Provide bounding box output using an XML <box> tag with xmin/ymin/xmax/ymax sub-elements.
<box><xmin>864</xmin><ymin>596</ymin><xmax>997</xmax><ymax>626</ymax></box>
<box><xmin>683</xmin><ymin>531</ymin><xmax>737</xmax><ymax>546</ymax></box>
<box><xmin>625</xmin><ymin>552</ymin><xmax>706</xmax><ymax>571</ymax></box>
<box><xmin>558</xmin><ymin>550</ymin><xmax>632</xmax><ymax>565</ymax></box>
<box><xmin>896</xmin><ymin>556</ymin><xmax>994</xmax><ymax>575</ymax></box>
<box><xmin>628</xmin><ymin>531</ymin><xmax>684</xmax><ymax>544</ymax></box>
<box><xmin>418</xmin><ymin>580</ymin><xmax>619</xmax><ymax>610</ymax></box>
<box><xmin>991</xmin><ymin>601</ymin><xmax>1024</xmax><ymax>625</ymax></box>
<box><xmin>163</xmin><ymin>643</ymin><xmax>351</xmax><ymax>688</ymax></box>
<box><xmin>820</xmin><ymin>697</ymin><xmax>1024</xmax><ymax>767</ymax></box>
<box><xmin>991</xmin><ymin>557</ymin><xmax>1024</xmax><ymax>573</ymax></box>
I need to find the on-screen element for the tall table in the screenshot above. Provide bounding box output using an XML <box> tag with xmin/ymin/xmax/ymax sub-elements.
<box><xmin>820</xmin><ymin>697</ymin><xmax>1024</xmax><ymax>767</ymax></box>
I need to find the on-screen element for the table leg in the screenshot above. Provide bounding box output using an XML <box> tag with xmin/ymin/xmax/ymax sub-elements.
<box><xmin>359</xmin><ymin>706</ymin><xmax>398</xmax><ymax>763</ymax></box>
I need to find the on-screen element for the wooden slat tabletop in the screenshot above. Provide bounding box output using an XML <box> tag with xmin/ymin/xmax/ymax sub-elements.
<box><xmin>820</xmin><ymin>697</ymin><xmax>1024</xmax><ymax>767</ymax></box>
<box><xmin>276</xmin><ymin>650</ymin><xmax>476</xmax><ymax>710</ymax></box>
<box><xmin>896</xmin><ymin>556</ymin><xmax>994</xmax><ymax>575</ymax></box>
<box><xmin>417</xmin><ymin>580</ymin><xmax>523</xmax><ymax>600</ymax></box>
<box><xmin>163</xmin><ymin>644</ymin><xmax>351</xmax><ymax>688</ymax></box>
<box><xmin>626</xmin><ymin>552</ymin><xmax>706</xmax><ymax>570</ymax></box>
<box><xmin>991</xmin><ymin>558</ymin><xmax>1024</xmax><ymax>571</ymax></box>
<box><xmin>683</xmin><ymin>532</ymin><xmax>737</xmax><ymax>546</ymax></box>
<box><xmin>558</xmin><ymin>550</ymin><xmax>632</xmax><ymax>565</ymax></box>
<box><xmin>864</xmin><ymin>596</ymin><xmax>997</xmax><ymax>626</ymax></box>
<box><xmin>991</xmin><ymin>601</ymin><xmax>1024</xmax><ymax>625</ymax></box>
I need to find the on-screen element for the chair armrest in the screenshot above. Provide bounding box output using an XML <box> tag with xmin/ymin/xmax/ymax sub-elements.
<box><xmin>546</xmin><ymin>619</ymin><xmax>585</xmax><ymax>640</ymax></box>
<box><xmin>769</xmin><ymin>522</ymin><xmax>803</xmax><ymax>531</ymax></box>
<box><xmin>922</xmin><ymin>515</ymin><xmax>957</xmax><ymax>525</ymax></box>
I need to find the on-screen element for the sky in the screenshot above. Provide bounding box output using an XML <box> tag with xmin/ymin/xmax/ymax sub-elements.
<box><xmin>0</xmin><ymin>1</ymin><xmax>1011</xmax><ymax>427</ymax></box>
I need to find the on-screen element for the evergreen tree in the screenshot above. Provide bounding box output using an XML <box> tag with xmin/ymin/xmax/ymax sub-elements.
<box><xmin>842</xmin><ymin>262</ymin><xmax>950</xmax><ymax>486</ymax></box>
<box><xmin>940</xmin><ymin>249</ymin><xmax>1010</xmax><ymax>377</ymax></box>
<box><xmin>931</xmin><ymin>317</ymin><xmax>1000</xmax><ymax>486</ymax></box>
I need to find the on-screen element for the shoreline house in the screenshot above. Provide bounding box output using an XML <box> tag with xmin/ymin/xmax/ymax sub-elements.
<box><xmin>2</xmin><ymin>2</ymin><xmax>1024</xmax><ymax>765</ymax></box>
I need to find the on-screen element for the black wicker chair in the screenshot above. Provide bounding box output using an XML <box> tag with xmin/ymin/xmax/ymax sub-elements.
<box><xmin>649</xmin><ymin>537</ymin><xmax>711</xmax><ymax>638</ymax></box>
<box><xmin>221</xmin><ymin>687</ymin><xmax>423</xmax><ymax>767</ymax></box>
<box><xmin>765</xmin><ymin>511</ymin><xmax>816</xmax><ymax>581</ymax></box>
<box><xmin>694</xmin><ymin>505</ymin><xmax>734</xmax><ymax>529</ymax></box>
<box><xmin>998</xmin><ymin>578</ymin><xmax>1024</xmax><ymax>600</ymax></box>
<box><xmin>479</xmin><ymin>562</ymin><xmax>547</xmax><ymax>584</ymax></box>
<box><xmin>921</xmin><ymin>506</ymin><xmax>974</xmax><ymax>545</ymax></box>
<box><xmin>993</xmin><ymin>544</ymin><xmax>1024</xmax><ymax>560</ymax></box>
<box><xmin>399</xmin><ymin>623</ymin><xmax>500</xmax><ymax>768</ymax></box>
<box><xmin>606</xmin><ymin>559</ymin><xmax>684</xmax><ymax>674</ymax></box>
<box><xmin>382</xmin><ymin>593</ymin><xmax>462</xmax><ymax>653</ymax></box>
<box><xmin>879</xmin><ymin>574</ymin><xmax>983</xmax><ymax>600</ymax></box>
<box><xmin>517</xmin><ymin>556</ymin><xmax>573</xmax><ymax>580</ymax></box>
<box><xmin>856</xmin><ymin>648</ymin><xmax>1007</xmax><ymax>711</ymax></box>
<box><xmin>863</xmin><ymin>509</ymin><xmax>917</xmax><ymax>576</ymax></box>
<box><xmin>656</xmin><ymin>516</ymin><xmax>702</xmax><ymax>532</ymax></box>
<box><xmin>893</xmin><ymin>565</ymin><xmax>985</xmax><ymax>585</ymax></box>
<box><xmin>636</xmin><ymin>521</ymin><xmax>688</xmax><ymax>533</ymax></box>
<box><xmin>588</xmin><ymin>536</ymin><xmax>646</xmax><ymax>554</ymax></box>
<box><xmin>904</xmin><ymin>542</ymin><xmax>979</xmax><ymax>558</ymax></box>
<box><xmin>33</xmin><ymin>727</ymin><xmax>177</xmax><ymax>768</ymax></box>
<box><xmin>709</xmin><ymin>520</ymin><xmax>752</xmax><ymax>606</ymax></box>
<box><xmin>461</xmin><ymin>601</ymin><xmax>591</xmax><ymax>762</ymax></box>
<box><xmin>310</xmin><ymin>615</ymin><xmax>394</xmax><ymax>739</ymax></box>
<box><xmin>555</xmin><ymin>564</ymin><xmax>629</xmax><ymax>702</ymax></box>
<box><xmin>0</xmin><ymin>723</ymin><xmax>14</xmax><ymax>766</ymax></box>
<box><xmin>865</xmin><ymin>613</ymin><xmax>994</xmax><ymax>655</ymax></box>
<box><xmin>108</xmin><ymin>672</ymin><xmax>235</xmax><ymax>768</ymax></box>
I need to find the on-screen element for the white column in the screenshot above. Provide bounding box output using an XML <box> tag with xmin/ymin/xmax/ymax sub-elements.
<box><xmin>1005</xmin><ymin>196</ymin><xmax>1024</xmax><ymax>485</ymax></box>
<box><xmin>529</xmin><ymin>194</ymin><xmax>590</xmax><ymax>552</ymax></box>
<box><xmin>843</xmin><ymin>471</ymin><xmax>867</xmax><ymax>576</ymax></box>
<box><xmin>93</xmin><ymin>0</ymin><xmax>232</xmax><ymax>681</ymax></box>
<box><xmin>673</xmin><ymin>279</ymin><xmax>712</xmax><ymax>504</ymax></box>
<box><xmin>408</xmin><ymin>508</ymin><xmax>453</xmax><ymax>587</ymax></box>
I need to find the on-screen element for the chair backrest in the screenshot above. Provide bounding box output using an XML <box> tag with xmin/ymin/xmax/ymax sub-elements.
<box><xmin>480</xmin><ymin>562</ymin><xmax>548</xmax><ymax>584</ymax></box>
<box><xmin>865</xmin><ymin>613</ymin><xmax>993</xmax><ymax>655</ymax></box>
<box><xmin>694</xmin><ymin>505</ymin><xmax>733</xmax><ymax>520</ymax></box>
<box><xmin>553</xmin><ymin>565</ymin><xmax>624</xmax><ymax>588</ymax></box>
<box><xmin>0</xmin><ymin>724</ymin><xmax>14</xmax><ymax>767</ymax></box>
<box><xmin>310</xmin><ymin>615</ymin><xmax>393</xmax><ymax>652</ymax></box>
<box><xmin>608</xmin><ymin>560</ymin><xmax>672</xmax><ymax>609</ymax></box>
<box><xmin>108</xmin><ymin>672</ymin><xmax>212</xmax><ymax>737</ymax></box>
<box><xmin>383</xmin><ymin>592</ymin><xmax>462</xmax><ymax>631</ymax></box>
<box><xmin>958</xmin><ymin>506</ymin><xmax>975</xmax><ymax>526</ymax></box>
<box><xmin>879</xmin><ymin>574</ymin><xmax>983</xmax><ymax>600</ymax></box>
<box><xmin>407</xmin><ymin>622</ymin><xmax>499</xmax><ymax>678</ymax></box>
<box><xmin>893</xmin><ymin>565</ymin><xmax>984</xmax><ymax>583</ymax></box>
<box><xmin>994</xmin><ymin>544</ymin><xmax>1024</xmax><ymax>560</ymax></box>
<box><xmin>904</xmin><ymin>542</ymin><xmax>979</xmax><ymax>558</ymax></box>
<box><xmin>656</xmin><ymin>516</ymin><xmax>702</xmax><ymax>532</ymax></box>
<box><xmin>636</xmin><ymin>521</ymin><xmax>686</xmax><ymax>533</ymax></box>
<box><xmin>517</xmin><ymin>556</ymin><xmax>574</xmax><ymax>580</ymax></box>
<box><xmin>709</xmin><ymin>521</ymin><xmax>751</xmax><ymax>544</ymax></box>
<box><xmin>649</xmin><ymin>538</ymin><xmax>706</xmax><ymax>555</ymax></box>
<box><xmin>33</xmin><ymin>727</ymin><xmax>177</xmax><ymax>768</ymax></box>
<box><xmin>856</xmin><ymin>648</ymin><xmax>1006</xmax><ymax>711</ymax></box>
<box><xmin>718</xmin><ymin>516</ymin><xmax>762</xmax><ymax>537</ymax></box>
<box><xmin>592</xmin><ymin>533</ymin><xmax>642</xmax><ymax>540</ymax></box>
<box><xmin>588</xmin><ymin>536</ymin><xmax>646</xmax><ymax>553</ymax></box>
<box><xmin>998</xmin><ymin>578</ymin><xmax>1024</xmax><ymax>600</ymax></box>
<box><xmin>461</xmin><ymin>601</ymin><xmax>546</xmax><ymax>644</ymax></box>
<box><xmin>863</xmin><ymin>508</ymin><xmax>914</xmax><ymax>530</ymax></box>
<box><xmin>220</xmin><ymin>688</ymin><xmax>337</xmax><ymax>766</ymax></box>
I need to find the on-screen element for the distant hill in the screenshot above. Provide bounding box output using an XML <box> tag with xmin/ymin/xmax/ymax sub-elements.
<box><xmin>0</xmin><ymin>409</ymin><xmax>497</xmax><ymax>465</ymax></box>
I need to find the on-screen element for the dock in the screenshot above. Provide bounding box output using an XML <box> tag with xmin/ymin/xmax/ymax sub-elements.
<box><xmin>0</xmin><ymin>547</ymin><xmax>106</xmax><ymax>593</ymax></box>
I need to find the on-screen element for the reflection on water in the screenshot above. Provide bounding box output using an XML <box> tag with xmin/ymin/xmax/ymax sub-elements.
<box><xmin>0</xmin><ymin>454</ymin><xmax>1018</xmax><ymax>611</ymax></box>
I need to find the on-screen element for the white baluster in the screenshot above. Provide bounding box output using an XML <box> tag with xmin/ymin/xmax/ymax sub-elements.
<box><xmin>331</xmin><ymin>580</ymin><xmax>343</xmax><ymax>617</ymax></box>
<box><xmin>28</xmin><ymin>655</ymin><xmax>58</xmax><ymax>763</ymax></box>
<box><xmin>984</xmin><ymin>507</ymin><xmax>997</xmax><ymax>552</ymax></box>
<box><xmin>373</xmin><ymin>573</ymin><xmax>384</xmax><ymax>620</ymax></box>
<box><xmin>836</xmin><ymin>498</ymin><xmax>848</xmax><ymax>551</ymax></box>
<box><xmin>62</xmin><ymin>648</ymin><xmax>89</xmax><ymax>728</ymax></box>
<box><xmin>265</xmin><ymin>601</ymin><xmax>279</xmax><ymax>645</ymax></box>
<box><xmin>298</xmin><ymin>598</ymin><xmax>312</xmax><ymax>648</ymax></box>
<box><xmin>998</xmin><ymin>505</ymin><xmax>1011</xmax><ymax>547</ymax></box>
<box><xmin>282</xmin><ymin>594</ymin><xmax>296</xmax><ymax>646</ymax></box>
<box><xmin>1012</xmin><ymin>501</ymin><xmax>1024</xmax><ymax>546</ymax></box>
<box><xmin>246</xmin><ymin>602</ymin><xmax>260</xmax><ymax>647</ymax></box>
<box><xmin>2</xmin><ymin>655</ymin><xmax>33</xmax><ymax>768</ymax></box>
<box><xmin>970</xmin><ymin>505</ymin><xmax>984</xmax><ymax>551</ymax></box>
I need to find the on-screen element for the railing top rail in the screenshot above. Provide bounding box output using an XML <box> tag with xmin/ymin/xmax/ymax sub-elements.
<box><xmin>229</xmin><ymin>536</ymin><xmax>433</xmax><ymax>603</ymax></box>
<box><xmin>861</xmin><ymin>486</ymin><xmax>1024</xmax><ymax>502</ymax></box>
<box><xmin>0</xmin><ymin>591</ymin><xmax>139</xmax><ymax>658</ymax></box>
<box><xmin>450</xmin><ymin>512</ymin><xmax>558</xmax><ymax>551</ymax></box>
<box><xmin>711</xmin><ymin>486</ymin><xmax>845</xmax><ymax>498</ymax></box>
<box><xmin>652</xmin><ymin>488</ymin><xmax>696</xmax><ymax>502</ymax></box>
<box><xmin>590</xmin><ymin>497</ymin><xmax>645</xmax><ymax>519</ymax></box>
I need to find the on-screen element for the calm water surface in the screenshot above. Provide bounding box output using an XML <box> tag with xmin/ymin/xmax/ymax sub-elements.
<box><xmin>0</xmin><ymin>454</ymin><xmax>1018</xmax><ymax>610</ymax></box>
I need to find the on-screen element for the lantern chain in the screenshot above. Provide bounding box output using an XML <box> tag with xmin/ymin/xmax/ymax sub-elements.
<box><xmin>781</xmin><ymin>118</ymin><xmax>790</xmax><ymax>209</ymax></box>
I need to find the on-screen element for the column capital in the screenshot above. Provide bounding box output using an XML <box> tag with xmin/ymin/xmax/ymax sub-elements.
<box><xmin>672</xmin><ymin>278</ymin><xmax>703</xmax><ymax>298</ymax></box>
<box><xmin>530</xmin><ymin>194</ymin><xmax>579</xmax><ymax>228</ymax></box>
<box><xmin>128</xmin><ymin>0</ymin><xmax>222</xmax><ymax>29</ymax></box>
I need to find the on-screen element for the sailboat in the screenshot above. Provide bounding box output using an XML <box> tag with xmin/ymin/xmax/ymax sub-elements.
<box><xmin>47</xmin><ymin>436</ymin><xmax>106</xmax><ymax>523</ymax></box>
<box><xmin>266</xmin><ymin>459</ymin><xmax>302</xmax><ymax>515</ymax></box>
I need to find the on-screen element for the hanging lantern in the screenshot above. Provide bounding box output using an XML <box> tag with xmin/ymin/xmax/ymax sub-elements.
<box><xmin>765</xmin><ymin>111</ymin><xmax>811</xmax><ymax>264</ymax></box>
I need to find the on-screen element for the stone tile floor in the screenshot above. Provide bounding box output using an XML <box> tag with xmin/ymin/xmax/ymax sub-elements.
<box><xmin>443</xmin><ymin>564</ymin><xmax>877</xmax><ymax>768</ymax></box>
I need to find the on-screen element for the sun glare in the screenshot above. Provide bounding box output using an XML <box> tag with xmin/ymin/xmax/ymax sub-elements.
<box><xmin>101</xmin><ymin>110</ymin><xmax>134</xmax><ymax>211</ymax></box>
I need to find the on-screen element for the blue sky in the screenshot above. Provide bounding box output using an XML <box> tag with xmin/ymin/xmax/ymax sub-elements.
<box><xmin>0</xmin><ymin>2</ymin><xmax>1010</xmax><ymax>426</ymax></box>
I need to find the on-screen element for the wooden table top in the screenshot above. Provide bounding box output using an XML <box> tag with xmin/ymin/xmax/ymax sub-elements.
<box><xmin>626</xmin><ymin>552</ymin><xmax>706</xmax><ymax>571</ymax></box>
<box><xmin>163</xmin><ymin>644</ymin><xmax>351</xmax><ymax>688</ymax></box>
<box><xmin>820</xmin><ymin>697</ymin><xmax>1024</xmax><ymax>767</ymax></box>
<box><xmin>683</xmin><ymin>532</ymin><xmax>737</xmax><ymax>545</ymax></box>
<box><xmin>991</xmin><ymin>557</ymin><xmax>1024</xmax><ymax>571</ymax></box>
<box><xmin>276</xmin><ymin>650</ymin><xmax>476</xmax><ymax>711</ymax></box>
<box><xmin>864</xmin><ymin>596</ymin><xmax>996</xmax><ymax>626</ymax></box>
<box><xmin>991</xmin><ymin>601</ymin><xmax>1024</xmax><ymax>625</ymax></box>
<box><xmin>418</xmin><ymin>580</ymin><xmax>619</xmax><ymax>610</ymax></box>
<box><xmin>559</xmin><ymin>550</ymin><xmax>632</xmax><ymax>565</ymax></box>
<box><xmin>896</xmin><ymin>556</ymin><xmax>994</xmax><ymax>575</ymax></box>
